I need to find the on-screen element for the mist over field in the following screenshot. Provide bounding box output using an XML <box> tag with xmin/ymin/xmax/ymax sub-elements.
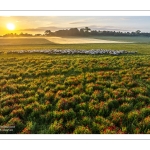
<box><xmin>44</xmin><ymin>36</ymin><xmax>133</xmax><ymax>44</ymax></box>
<box><xmin>1</xmin><ymin>35</ymin><xmax>150</xmax><ymax>46</ymax></box>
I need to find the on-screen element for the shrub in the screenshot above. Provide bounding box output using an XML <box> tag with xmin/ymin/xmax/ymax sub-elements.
<box><xmin>73</xmin><ymin>126</ymin><xmax>91</xmax><ymax>134</ymax></box>
<box><xmin>65</xmin><ymin>119</ymin><xmax>76</xmax><ymax>132</ymax></box>
<box><xmin>7</xmin><ymin>117</ymin><xmax>24</xmax><ymax>133</ymax></box>
<box><xmin>82</xmin><ymin>116</ymin><xmax>92</xmax><ymax>126</ymax></box>
<box><xmin>49</xmin><ymin>119</ymin><xmax>64</xmax><ymax>134</ymax></box>
<box><xmin>76</xmin><ymin>102</ymin><xmax>87</xmax><ymax>111</ymax></box>
<box><xmin>21</xmin><ymin>121</ymin><xmax>33</xmax><ymax>134</ymax></box>
<box><xmin>127</xmin><ymin>110</ymin><xmax>140</xmax><ymax>122</ymax></box>
<box><xmin>1</xmin><ymin>106</ymin><xmax>12</xmax><ymax>115</ymax></box>
<box><xmin>141</xmin><ymin>107</ymin><xmax>150</xmax><ymax>118</ymax></box>
<box><xmin>0</xmin><ymin>115</ymin><xmax>5</xmax><ymax>124</ymax></box>
<box><xmin>109</xmin><ymin>111</ymin><xmax>124</xmax><ymax>125</ymax></box>
<box><xmin>10</xmin><ymin>108</ymin><xmax>25</xmax><ymax>118</ymax></box>
<box><xmin>119</xmin><ymin>103</ymin><xmax>132</xmax><ymax>113</ymax></box>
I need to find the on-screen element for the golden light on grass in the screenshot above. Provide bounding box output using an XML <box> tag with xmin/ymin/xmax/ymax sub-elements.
<box><xmin>6</xmin><ymin>23</ymin><xmax>15</xmax><ymax>30</ymax></box>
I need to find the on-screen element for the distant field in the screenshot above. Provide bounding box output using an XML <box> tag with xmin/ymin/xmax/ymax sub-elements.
<box><xmin>0</xmin><ymin>36</ymin><xmax>150</xmax><ymax>45</ymax></box>
<box><xmin>42</xmin><ymin>36</ymin><xmax>150</xmax><ymax>44</ymax></box>
<box><xmin>0</xmin><ymin>36</ymin><xmax>133</xmax><ymax>45</ymax></box>
<box><xmin>0</xmin><ymin>37</ymin><xmax>53</xmax><ymax>45</ymax></box>
<box><xmin>44</xmin><ymin>36</ymin><xmax>132</xmax><ymax>44</ymax></box>
<box><xmin>45</xmin><ymin>36</ymin><xmax>150</xmax><ymax>44</ymax></box>
<box><xmin>0</xmin><ymin>43</ymin><xmax>150</xmax><ymax>54</ymax></box>
<box><xmin>92</xmin><ymin>36</ymin><xmax>150</xmax><ymax>43</ymax></box>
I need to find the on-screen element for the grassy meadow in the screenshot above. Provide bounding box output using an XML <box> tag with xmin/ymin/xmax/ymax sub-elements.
<box><xmin>92</xmin><ymin>36</ymin><xmax>150</xmax><ymax>43</ymax></box>
<box><xmin>1</xmin><ymin>36</ymin><xmax>150</xmax><ymax>45</ymax></box>
<box><xmin>0</xmin><ymin>37</ymin><xmax>150</xmax><ymax>134</ymax></box>
<box><xmin>44</xmin><ymin>36</ymin><xmax>150</xmax><ymax>44</ymax></box>
<box><xmin>0</xmin><ymin>37</ymin><xmax>53</xmax><ymax>45</ymax></box>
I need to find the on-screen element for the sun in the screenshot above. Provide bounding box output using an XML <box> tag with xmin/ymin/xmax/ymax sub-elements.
<box><xmin>6</xmin><ymin>23</ymin><xmax>15</xmax><ymax>30</ymax></box>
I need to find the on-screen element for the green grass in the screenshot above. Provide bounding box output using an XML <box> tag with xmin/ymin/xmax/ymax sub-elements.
<box><xmin>92</xmin><ymin>36</ymin><xmax>150</xmax><ymax>43</ymax></box>
<box><xmin>0</xmin><ymin>43</ymin><xmax>150</xmax><ymax>54</ymax></box>
<box><xmin>0</xmin><ymin>38</ymin><xmax>53</xmax><ymax>45</ymax></box>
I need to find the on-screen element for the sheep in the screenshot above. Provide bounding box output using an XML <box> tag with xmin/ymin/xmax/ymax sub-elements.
<box><xmin>6</xmin><ymin>49</ymin><xmax>137</xmax><ymax>55</ymax></box>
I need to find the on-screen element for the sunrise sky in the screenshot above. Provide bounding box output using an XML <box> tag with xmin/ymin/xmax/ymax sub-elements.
<box><xmin>1</xmin><ymin>16</ymin><xmax>150</xmax><ymax>35</ymax></box>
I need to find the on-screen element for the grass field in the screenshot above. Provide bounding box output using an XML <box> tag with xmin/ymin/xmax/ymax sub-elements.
<box><xmin>1</xmin><ymin>43</ymin><xmax>150</xmax><ymax>54</ymax></box>
<box><xmin>0</xmin><ymin>36</ymin><xmax>150</xmax><ymax>46</ymax></box>
<box><xmin>0</xmin><ymin>38</ymin><xmax>150</xmax><ymax>134</ymax></box>
<box><xmin>44</xmin><ymin>36</ymin><xmax>133</xmax><ymax>44</ymax></box>
<box><xmin>0</xmin><ymin>37</ymin><xmax>53</xmax><ymax>45</ymax></box>
<box><xmin>92</xmin><ymin>36</ymin><xmax>150</xmax><ymax>43</ymax></box>
<box><xmin>45</xmin><ymin>36</ymin><xmax>150</xmax><ymax>44</ymax></box>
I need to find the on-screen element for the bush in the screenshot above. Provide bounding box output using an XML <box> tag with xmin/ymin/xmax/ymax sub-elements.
<box><xmin>49</xmin><ymin>119</ymin><xmax>64</xmax><ymax>134</ymax></box>
<box><xmin>73</xmin><ymin>126</ymin><xmax>91</xmax><ymax>134</ymax></box>
<box><xmin>7</xmin><ymin>117</ymin><xmax>24</xmax><ymax>133</ymax></box>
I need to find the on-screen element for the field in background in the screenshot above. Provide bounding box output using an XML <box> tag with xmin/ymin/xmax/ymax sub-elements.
<box><xmin>92</xmin><ymin>36</ymin><xmax>150</xmax><ymax>43</ymax></box>
<box><xmin>0</xmin><ymin>36</ymin><xmax>137</xmax><ymax>46</ymax></box>
<box><xmin>1</xmin><ymin>36</ymin><xmax>150</xmax><ymax>45</ymax></box>
<box><xmin>0</xmin><ymin>38</ymin><xmax>53</xmax><ymax>45</ymax></box>
<box><xmin>45</xmin><ymin>36</ymin><xmax>150</xmax><ymax>44</ymax></box>
<box><xmin>44</xmin><ymin>36</ymin><xmax>133</xmax><ymax>44</ymax></box>
<box><xmin>0</xmin><ymin>43</ymin><xmax>150</xmax><ymax>54</ymax></box>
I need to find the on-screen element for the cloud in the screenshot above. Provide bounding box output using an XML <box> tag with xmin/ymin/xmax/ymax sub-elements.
<box><xmin>120</xmin><ymin>17</ymin><xmax>130</xmax><ymax>21</ymax></box>
<box><xmin>83</xmin><ymin>25</ymin><xmax>134</xmax><ymax>32</ymax></box>
<box><xmin>17</xmin><ymin>26</ymin><xmax>68</xmax><ymax>32</ymax></box>
<box><xmin>16</xmin><ymin>24</ymin><xmax>137</xmax><ymax>33</ymax></box>
<box><xmin>70</xmin><ymin>21</ymin><xmax>86</xmax><ymax>24</ymax></box>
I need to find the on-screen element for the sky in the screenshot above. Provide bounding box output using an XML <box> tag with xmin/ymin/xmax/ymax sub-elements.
<box><xmin>0</xmin><ymin>16</ymin><xmax>150</xmax><ymax>35</ymax></box>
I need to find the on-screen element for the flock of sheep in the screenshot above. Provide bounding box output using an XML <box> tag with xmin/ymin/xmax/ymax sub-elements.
<box><xmin>4</xmin><ymin>49</ymin><xmax>137</xmax><ymax>55</ymax></box>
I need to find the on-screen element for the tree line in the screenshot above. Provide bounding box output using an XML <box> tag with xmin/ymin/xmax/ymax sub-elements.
<box><xmin>1</xmin><ymin>27</ymin><xmax>150</xmax><ymax>37</ymax></box>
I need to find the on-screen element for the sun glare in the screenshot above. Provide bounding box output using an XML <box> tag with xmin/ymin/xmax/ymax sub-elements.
<box><xmin>6</xmin><ymin>23</ymin><xmax>15</xmax><ymax>30</ymax></box>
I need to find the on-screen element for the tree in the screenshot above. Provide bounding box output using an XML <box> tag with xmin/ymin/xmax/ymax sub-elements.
<box><xmin>44</xmin><ymin>30</ymin><xmax>52</xmax><ymax>36</ymax></box>
<box><xmin>35</xmin><ymin>34</ymin><xmax>42</xmax><ymax>36</ymax></box>
<box><xmin>84</xmin><ymin>27</ymin><xmax>91</xmax><ymax>33</ymax></box>
<box><xmin>80</xmin><ymin>28</ymin><xmax>85</xmax><ymax>36</ymax></box>
<box><xmin>69</xmin><ymin>28</ymin><xmax>80</xmax><ymax>36</ymax></box>
<box><xmin>135</xmin><ymin>30</ymin><xmax>141</xmax><ymax>35</ymax></box>
<box><xmin>91</xmin><ymin>30</ymin><xmax>99</xmax><ymax>35</ymax></box>
<box><xmin>55</xmin><ymin>30</ymin><xmax>68</xmax><ymax>36</ymax></box>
